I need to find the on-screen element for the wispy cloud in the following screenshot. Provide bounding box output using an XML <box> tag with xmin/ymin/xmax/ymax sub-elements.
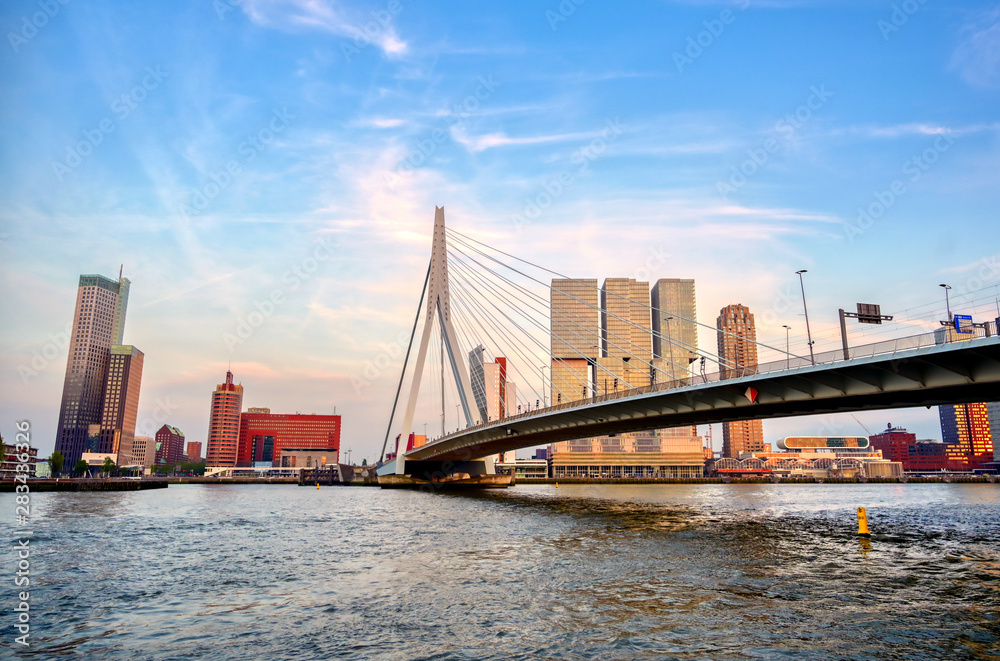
<box><xmin>450</xmin><ymin>126</ymin><xmax>605</xmax><ymax>153</ymax></box>
<box><xmin>951</xmin><ymin>7</ymin><xmax>1000</xmax><ymax>89</ymax></box>
<box><xmin>242</xmin><ymin>0</ymin><xmax>407</xmax><ymax>56</ymax></box>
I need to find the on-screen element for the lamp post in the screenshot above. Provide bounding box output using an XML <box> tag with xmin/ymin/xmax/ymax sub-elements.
<box><xmin>782</xmin><ymin>325</ymin><xmax>791</xmax><ymax>369</ymax></box>
<box><xmin>795</xmin><ymin>270</ymin><xmax>816</xmax><ymax>365</ymax></box>
<box><xmin>939</xmin><ymin>283</ymin><xmax>953</xmax><ymax>321</ymax></box>
<box><xmin>539</xmin><ymin>364</ymin><xmax>549</xmax><ymax>407</ymax></box>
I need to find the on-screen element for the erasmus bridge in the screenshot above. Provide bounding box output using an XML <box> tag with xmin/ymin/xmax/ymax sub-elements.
<box><xmin>377</xmin><ymin>208</ymin><xmax>1000</xmax><ymax>483</ymax></box>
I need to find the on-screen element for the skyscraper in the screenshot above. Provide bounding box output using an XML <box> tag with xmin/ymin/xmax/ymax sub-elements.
<box><xmin>98</xmin><ymin>345</ymin><xmax>144</xmax><ymax>461</ymax></box>
<box><xmin>55</xmin><ymin>272</ymin><xmax>132</xmax><ymax>467</ymax></box>
<box><xmin>206</xmin><ymin>370</ymin><xmax>244</xmax><ymax>466</ymax></box>
<box><xmin>938</xmin><ymin>403</ymin><xmax>994</xmax><ymax>469</ymax></box>
<box><xmin>717</xmin><ymin>304</ymin><xmax>765</xmax><ymax>457</ymax></box>
<box><xmin>650</xmin><ymin>278</ymin><xmax>697</xmax><ymax>382</ymax></box>
<box><xmin>550</xmin><ymin>278</ymin><xmax>600</xmax><ymax>403</ymax></box>
<box><xmin>597</xmin><ymin>278</ymin><xmax>652</xmax><ymax>393</ymax></box>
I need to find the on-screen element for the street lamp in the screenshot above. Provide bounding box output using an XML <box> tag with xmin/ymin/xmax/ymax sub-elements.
<box><xmin>539</xmin><ymin>364</ymin><xmax>549</xmax><ymax>407</ymax></box>
<box><xmin>939</xmin><ymin>283</ymin><xmax>953</xmax><ymax>321</ymax></box>
<box><xmin>782</xmin><ymin>325</ymin><xmax>791</xmax><ymax>369</ymax></box>
<box><xmin>795</xmin><ymin>270</ymin><xmax>815</xmax><ymax>365</ymax></box>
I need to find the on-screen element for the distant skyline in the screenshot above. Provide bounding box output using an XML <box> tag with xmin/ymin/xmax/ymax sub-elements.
<box><xmin>2</xmin><ymin>0</ymin><xmax>999</xmax><ymax>459</ymax></box>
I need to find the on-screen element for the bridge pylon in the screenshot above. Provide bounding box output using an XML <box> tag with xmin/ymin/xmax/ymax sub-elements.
<box><xmin>393</xmin><ymin>207</ymin><xmax>495</xmax><ymax>476</ymax></box>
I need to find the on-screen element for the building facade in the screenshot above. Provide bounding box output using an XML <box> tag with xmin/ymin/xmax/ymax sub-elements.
<box><xmin>206</xmin><ymin>370</ymin><xmax>244</xmax><ymax>466</ymax></box>
<box><xmin>98</xmin><ymin>345</ymin><xmax>144</xmax><ymax>463</ymax></box>
<box><xmin>54</xmin><ymin>272</ymin><xmax>132</xmax><ymax>468</ymax></box>
<box><xmin>650</xmin><ymin>278</ymin><xmax>697</xmax><ymax>382</ymax></box>
<box><xmin>549</xmin><ymin>430</ymin><xmax>705</xmax><ymax>478</ymax></box>
<box><xmin>155</xmin><ymin>424</ymin><xmax>186</xmax><ymax>466</ymax></box>
<box><xmin>717</xmin><ymin>304</ymin><xmax>765</xmax><ymax>457</ymax></box>
<box><xmin>550</xmin><ymin>278</ymin><xmax>600</xmax><ymax>403</ymax></box>
<box><xmin>129</xmin><ymin>435</ymin><xmax>157</xmax><ymax>468</ymax></box>
<box><xmin>236</xmin><ymin>411</ymin><xmax>341</xmax><ymax>467</ymax></box>
<box><xmin>938</xmin><ymin>403</ymin><xmax>994</xmax><ymax>469</ymax></box>
<box><xmin>186</xmin><ymin>441</ymin><xmax>202</xmax><ymax>464</ymax></box>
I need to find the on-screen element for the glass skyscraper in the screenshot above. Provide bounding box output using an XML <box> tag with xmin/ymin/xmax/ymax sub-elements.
<box><xmin>54</xmin><ymin>272</ymin><xmax>133</xmax><ymax>467</ymax></box>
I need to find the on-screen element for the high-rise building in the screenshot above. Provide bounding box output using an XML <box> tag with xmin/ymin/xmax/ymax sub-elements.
<box><xmin>206</xmin><ymin>370</ymin><xmax>244</xmax><ymax>466</ymax></box>
<box><xmin>717</xmin><ymin>304</ymin><xmax>765</xmax><ymax>457</ymax></box>
<box><xmin>155</xmin><ymin>424</ymin><xmax>186</xmax><ymax>466</ymax></box>
<box><xmin>98</xmin><ymin>345</ymin><xmax>144</xmax><ymax>462</ymax></box>
<box><xmin>989</xmin><ymin>402</ymin><xmax>1000</xmax><ymax>461</ymax></box>
<box><xmin>55</xmin><ymin>272</ymin><xmax>132</xmax><ymax>468</ymax></box>
<box><xmin>186</xmin><ymin>441</ymin><xmax>202</xmax><ymax>463</ymax></box>
<box><xmin>938</xmin><ymin>403</ymin><xmax>994</xmax><ymax>469</ymax></box>
<box><xmin>550</xmin><ymin>278</ymin><xmax>600</xmax><ymax>403</ymax></box>
<box><xmin>650</xmin><ymin>279</ymin><xmax>697</xmax><ymax>382</ymax></box>
<box><xmin>236</xmin><ymin>411</ymin><xmax>340</xmax><ymax>466</ymax></box>
<box><xmin>595</xmin><ymin>278</ymin><xmax>653</xmax><ymax>394</ymax></box>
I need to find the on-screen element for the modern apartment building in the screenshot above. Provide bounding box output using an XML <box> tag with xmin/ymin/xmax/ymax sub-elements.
<box><xmin>98</xmin><ymin>344</ymin><xmax>144</xmax><ymax>462</ymax></box>
<box><xmin>206</xmin><ymin>370</ymin><xmax>244</xmax><ymax>466</ymax></box>
<box><xmin>717</xmin><ymin>304</ymin><xmax>765</xmax><ymax>457</ymax></box>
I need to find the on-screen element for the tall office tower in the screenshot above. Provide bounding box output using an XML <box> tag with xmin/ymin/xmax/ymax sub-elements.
<box><xmin>938</xmin><ymin>403</ymin><xmax>995</xmax><ymax>468</ymax></box>
<box><xmin>55</xmin><ymin>272</ymin><xmax>132</xmax><ymax>468</ymax></box>
<box><xmin>650</xmin><ymin>279</ymin><xmax>697</xmax><ymax>381</ymax></box>
<box><xmin>550</xmin><ymin>279</ymin><xmax>600</xmax><ymax>403</ymax></box>
<box><xmin>155</xmin><ymin>424</ymin><xmax>186</xmax><ymax>466</ymax></box>
<box><xmin>597</xmin><ymin>278</ymin><xmax>652</xmax><ymax>393</ymax></box>
<box><xmin>469</xmin><ymin>345</ymin><xmax>487</xmax><ymax>422</ymax></box>
<box><xmin>717</xmin><ymin>304</ymin><xmax>765</xmax><ymax>457</ymax></box>
<box><xmin>97</xmin><ymin>345</ymin><xmax>144</xmax><ymax>461</ymax></box>
<box><xmin>989</xmin><ymin>402</ymin><xmax>1000</xmax><ymax>461</ymax></box>
<box><xmin>186</xmin><ymin>441</ymin><xmax>203</xmax><ymax>464</ymax></box>
<box><xmin>469</xmin><ymin>346</ymin><xmax>518</xmax><ymax>420</ymax></box>
<box><xmin>206</xmin><ymin>370</ymin><xmax>244</xmax><ymax>466</ymax></box>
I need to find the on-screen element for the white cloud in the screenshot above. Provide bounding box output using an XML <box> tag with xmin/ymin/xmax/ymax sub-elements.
<box><xmin>242</xmin><ymin>0</ymin><xmax>407</xmax><ymax>57</ymax></box>
<box><xmin>952</xmin><ymin>7</ymin><xmax>1000</xmax><ymax>89</ymax></box>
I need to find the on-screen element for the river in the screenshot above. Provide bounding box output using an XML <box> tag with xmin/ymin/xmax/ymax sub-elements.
<box><xmin>3</xmin><ymin>483</ymin><xmax>999</xmax><ymax>659</ymax></box>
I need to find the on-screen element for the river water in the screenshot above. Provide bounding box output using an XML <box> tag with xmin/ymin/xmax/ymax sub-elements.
<box><xmin>3</xmin><ymin>483</ymin><xmax>999</xmax><ymax>660</ymax></box>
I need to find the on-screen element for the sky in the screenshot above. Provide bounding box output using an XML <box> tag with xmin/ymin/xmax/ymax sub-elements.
<box><xmin>1</xmin><ymin>0</ymin><xmax>999</xmax><ymax>462</ymax></box>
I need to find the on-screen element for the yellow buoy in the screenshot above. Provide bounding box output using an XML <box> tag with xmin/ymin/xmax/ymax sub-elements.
<box><xmin>857</xmin><ymin>506</ymin><xmax>870</xmax><ymax>537</ymax></box>
<box><xmin>316</xmin><ymin>483</ymin><xmax>320</xmax><ymax>489</ymax></box>
<box><xmin>555</xmin><ymin>482</ymin><xmax>558</xmax><ymax>488</ymax></box>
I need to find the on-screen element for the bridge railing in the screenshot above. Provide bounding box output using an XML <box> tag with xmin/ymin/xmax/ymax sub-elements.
<box><xmin>426</xmin><ymin>325</ymin><xmax>995</xmax><ymax>444</ymax></box>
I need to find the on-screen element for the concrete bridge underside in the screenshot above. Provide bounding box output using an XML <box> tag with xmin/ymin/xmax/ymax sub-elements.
<box><xmin>402</xmin><ymin>337</ymin><xmax>1000</xmax><ymax>469</ymax></box>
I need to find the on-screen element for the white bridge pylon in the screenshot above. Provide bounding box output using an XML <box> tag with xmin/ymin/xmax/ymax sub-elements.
<box><xmin>395</xmin><ymin>207</ymin><xmax>493</xmax><ymax>475</ymax></box>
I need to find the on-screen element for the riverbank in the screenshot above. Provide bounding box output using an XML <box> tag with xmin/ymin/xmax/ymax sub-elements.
<box><xmin>0</xmin><ymin>479</ymin><xmax>168</xmax><ymax>492</ymax></box>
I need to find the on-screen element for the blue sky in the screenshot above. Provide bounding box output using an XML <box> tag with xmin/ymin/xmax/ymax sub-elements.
<box><xmin>2</xmin><ymin>0</ymin><xmax>999</xmax><ymax>460</ymax></box>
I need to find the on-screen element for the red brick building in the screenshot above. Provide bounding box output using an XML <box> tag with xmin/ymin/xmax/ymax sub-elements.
<box><xmin>236</xmin><ymin>409</ymin><xmax>340</xmax><ymax>467</ymax></box>
<box><xmin>870</xmin><ymin>422</ymin><xmax>993</xmax><ymax>472</ymax></box>
<box><xmin>155</xmin><ymin>424</ymin><xmax>186</xmax><ymax>466</ymax></box>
